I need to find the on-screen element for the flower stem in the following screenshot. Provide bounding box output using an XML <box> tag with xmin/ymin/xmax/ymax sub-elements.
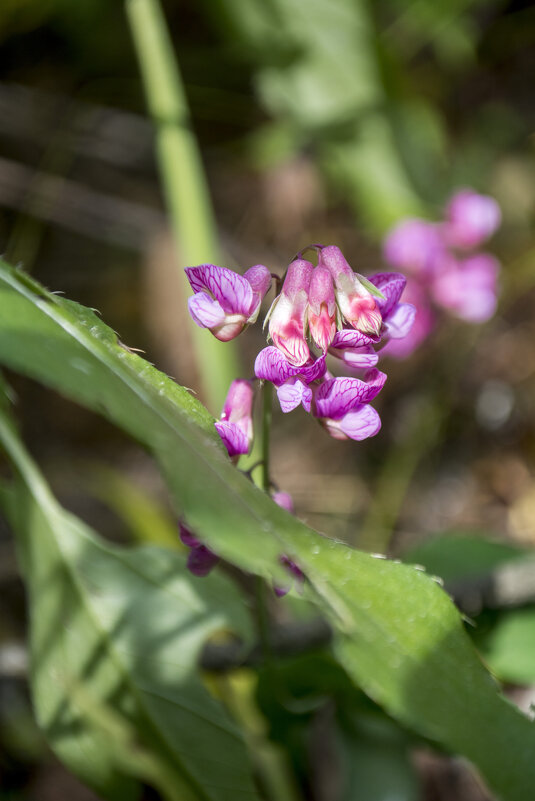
<box><xmin>261</xmin><ymin>381</ymin><xmax>273</xmax><ymax>494</ymax></box>
<box><xmin>125</xmin><ymin>0</ymin><xmax>240</xmax><ymax>413</ymax></box>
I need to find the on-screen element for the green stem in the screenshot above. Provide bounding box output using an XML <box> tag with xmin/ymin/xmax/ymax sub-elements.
<box><xmin>125</xmin><ymin>0</ymin><xmax>240</xmax><ymax>413</ymax></box>
<box><xmin>261</xmin><ymin>381</ymin><xmax>273</xmax><ymax>494</ymax></box>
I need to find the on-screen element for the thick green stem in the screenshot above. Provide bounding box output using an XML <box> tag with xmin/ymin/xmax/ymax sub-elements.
<box><xmin>125</xmin><ymin>0</ymin><xmax>239</xmax><ymax>412</ymax></box>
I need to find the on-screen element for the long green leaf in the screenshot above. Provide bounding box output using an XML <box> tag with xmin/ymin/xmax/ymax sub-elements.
<box><xmin>0</xmin><ymin>409</ymin><xmax>257</xmax><ymax>801</ymax></box>
<box><xmin>0</xmin><ymin>260</ymin><xmax>534</xmax><ymax>801</ymax></box>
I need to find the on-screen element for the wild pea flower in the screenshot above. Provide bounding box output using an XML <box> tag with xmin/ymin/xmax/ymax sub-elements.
<box><xmin>214</xmin><ymin>379</ymin><xmax>254</xmax><ymax>459</ymax></box>
<box><xmin>267</xmin><ymin>258</ymin><xmax>313</xmax><ymax>366</ymax></box>
<box><xmin>185</xmin><ymin>263</ymin><xmax>271</xmax><ymax>341</ymax></box>
<box><xmin>313</xmin><ymin>369</ymin><xmax>386</xmax><ymax>441</ymax></box>
<box><xmin>318</xmin><ymin>246</ymin><xmax>383</xmax><ymax>336</ymax></box>
<box><xmin>382</xmin><ymin>189</ymin><xmax>501</xmax><ymax>356</ymax></box>
<box><xmin>179</xmin><ymin>522</ymin><xmax>219</xmax><ymax>577</ymax></box>
<box><xmin>255</xmin><ymin>346</ymin><xmax>326</xmax><ymax>413</ymax></box>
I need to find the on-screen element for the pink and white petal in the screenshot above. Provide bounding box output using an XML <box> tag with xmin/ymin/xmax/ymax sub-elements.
<box><xmin>185</xmin><ymin>265</ymin><xmax>253</xmax><ymax>316</ymax></box>
<box><xmin>277</xmin><ymin>380</ymin><xmax>312</xmax><ymax>413</ymax></box>
<box><xmin>385</xmin><ymin>302</ymin><xmax>416</xmax><ymax>339</ymax></box>
<box><xmin>339</xmin><ymin>404</ymin><xmax>382</xmax><ymax>441</ymax></box>
<box><xmin>368</xmin><ymin>272</ymin><xmax>406</xmax><ymax>316</ymax></box>
<box><xmin>188</xmin><ymin>293</ymin><xmax>226</xmax><ymax>329</ymax></box>
<box><xmin>214</xmin><ymin>421</ymin><xmax>249</xmax><ymax>457</ymax></box>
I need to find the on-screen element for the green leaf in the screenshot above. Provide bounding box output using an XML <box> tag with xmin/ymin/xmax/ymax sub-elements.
<box><xmin>478</xmin><ymin>607</ymin><xmax>535</xmax><ymax>685</ymax></box>
<box><xmin>0</xmin><ymin>410</ymin><xmax>257</xmax><ymax>801</ymax></box>
<box><xmin>1</xmin><ymin>261</ymin><xmax>535</xmax><ymax>801</ymax></box>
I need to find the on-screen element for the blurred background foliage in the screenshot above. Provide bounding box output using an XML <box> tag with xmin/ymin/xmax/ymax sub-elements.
<box><xmin>0</xmin><ymin>0</ymin><xmax>534</xmax><ymax>799</ymax></box>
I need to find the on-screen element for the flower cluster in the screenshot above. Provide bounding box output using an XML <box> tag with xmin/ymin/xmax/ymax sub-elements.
<box><xmin>185</xmin><ymin>245</ymin><xmax>414</xmax><ymax>443</ymax></box>
<box><xmin>181</xmin><ymin>243</ymin><xmax>415</xmax><ymax>582</ymax></box>
<box><xmin>383</xmin><ymin>189</ymin><xmax>501</xmax><ymax>358</ymax></box>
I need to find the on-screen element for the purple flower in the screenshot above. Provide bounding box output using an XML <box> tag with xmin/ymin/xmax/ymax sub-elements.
<box><xmin>445</xmin><ymin>190</ymin><xmax>501</xmax><ymax>250</ymax></box>
<box><xmin>318</xmin><ymin>246</ymin><xmax>383</xmax><ymax>336</ymax></box>
<box><xmin>383</xmin><ymin>220</ymin><xmax>444</xmax><ymax>277</ymax></box>
<box><xmin>313</xmin><ymin>369</ymin><xmax>386</xmax><ymax>441</ymax></box>
<box><xmin>368</xmin><ymin>272</ymin><xmax>416</xmax><ymax>341</ymax></box>
<box><xmin>179</xmin><ymin>522</ymin><xmax>219</xmax><ymax>577</ymax></box>
<box><xmin>272</xmin><ymin>491</ymin><xmax>294</xmax><ymax>513</ymax></box>
<box><xmin>186</xmin><ymin>263</ymin><xmax>271</xmax><ymax>342</ymax></box>
<box><xmin>255</xmin><ymin>346</ymin><xmax>326</xmax><ymax>413</ymax></box>
<box><xmin>214</xmin><ymin>379</ymin><xmax>254</xmax><ymax>458</ymax></box>
<box><xmin>431</xmin><ymin>253</ymin><xmax>500</xmax><ymax>323</ymax></box>
<box><xmin>268</xmin><ymin>259</ymin><xmax>313</xmax><ymax>366</ymax></box>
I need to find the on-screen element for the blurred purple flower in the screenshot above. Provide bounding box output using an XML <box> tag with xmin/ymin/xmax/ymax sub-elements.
<box><xmin>382</xmin><ymin>279</ymin><xmax>434</xmax><ymax>359</ymax></box>
<box><xmin>186</xmin><ymin>263</ymin><xmax>271</xmax><ymax>342</ymax></box>
<box><xmin>383</xmin><ymin>220</ymin><xmax>444</xmax><ymax>276</ymax></box>
<box><xmin>179</xmin><ymin>522</ymin><xmax>219</xmax><ymax>577</ymax></box>
<box><xmin>272</xmin><ymin>490</ymin><xmax>295</xmax><ymax>513</ymax></box>
<box><xmin>445</xmin><ymin>189</ymin><xmax>501</xmax><ymax>250</ymax></box>
<box><xmin>274</xmin><ymin>555</ymin><xmax>305</xmax><ymax>598</ymax></box>
<box><xmin>431</xmin><ymin>253</ymin><xmax>500</xmax><ymax>323</ymax></box>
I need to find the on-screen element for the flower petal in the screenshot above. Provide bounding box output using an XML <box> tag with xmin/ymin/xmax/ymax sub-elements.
<box><xmin>331</xmin><ymin>329</ymin><xmax>378</xmax><ymax>348</ymax></box>
<box><xmin>385</xmin><ymin>302</ymin><xmax>416</xmax><ymax>339</ymax></box>
<box><xmin>188</xmin><ymin>293</ymin><xmax>226</xmax><ymax>329</ymax></box>
<box><xmin>185</xmin><ymin>265</ymin><xmax>253</xmax><ymax>316</ymax></box>
<box><xmin>339</xmin><ymin>404</ymin><xmax>382</xmax><ymax>440</ymax></box>
<box><xmin>277</xmin><ymin>379</ymin><xmax>312</xmax><ymax>413</ymax></box>
<box><xmin>187</xmin><ymin>545</ymin><xmax>220</xmax><ymax>577</ymax></box>
<box><xmin>368</xmin><ymin>272</ymin><xmax>406</xmax><ymax>316</ymax></box>
<box><xmin>255</xmin><ymin>347</ymin><xmax>294</xmax><ymax>386</ymax></box>
<box><xmin>315</xmin><ymin>370</ymin><xmax>386</xmax><ymax>419</ymax></box>
<box><xmin>214</xmin><ymin>421</ymin><xmax>250</xmax><ymax>457</ymax></box>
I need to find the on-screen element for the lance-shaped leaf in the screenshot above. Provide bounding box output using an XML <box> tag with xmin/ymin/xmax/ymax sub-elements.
<box><xmin>0</xmin><ymin>261</ymin><xmax>535</xmax><ymax>801</ymax></box>
<box><xmin>0</xmin><ymin>410</ymin><xmax>256</xmax><ymax>801</ymax></box>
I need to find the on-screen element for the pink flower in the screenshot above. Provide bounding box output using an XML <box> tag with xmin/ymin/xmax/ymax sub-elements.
<box><xmin>307</xmin><ymin>266</ymin><xmax>337</xmax><ymax>352</ymax></box>
<box><xmin>313</xmin><ymin>370</ymin><xmax>386</xmax><ymax>441</ymax></box>
<box><xmin>186</xmin><ymin>263</ymin><xmax>271</xmax><ymax>342</ymax></box>
<box><xmin>318</xmin><ymin>246</ymin><xmax>383</xmax><ymax>336</ymax></box>
<box><xmin>431</xmin><ymin>253</ymin><xmax>500</xmax><ymax>323</ymax></box>
<box><xmin>214</xmin><ymin>379</ymin><xmax>254</xmax><ymax>458</ymax></box>
<box><xmin>445</xmin><ymin>190</ymin><xmax>501</xmax><ymax>250</ymax></box>
<box><xmin>383</xmin><ymin>220</ymin><xmax>444</xmax><ymax>277</ymax></box>
<box><xmin>272</xmin><ymin>491</ymin><xmax>294</xmax><ymax>513</ymax></box>
<box><xmin>268</xmin><ymin>259</ymin><xmax>313</xmax><ymax>366</ymax></box>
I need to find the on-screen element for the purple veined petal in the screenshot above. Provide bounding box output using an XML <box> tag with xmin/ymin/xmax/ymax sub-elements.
<box><xmin>368</xmin><ymin>272</ymin><xmax>406</xmax><ymax>316</ymax></box>
<box><xmin>185</xmin><ymin>265</ymin><xmax>254</xmax><ymax>316</ymax></box>
<box><xmin>315</xmin><ymin>371</ymin><xmax>386</xmax><ymax>419</ymax></box>
<box><xmin>244</xmin><ymin>264</ymin><xmax>272</xmax><ymax>308</ymax></box>
<box><xmin>276</xmin><ymin>379</ymin><xmax>312</xmax><ymax>413</ymax></box>
<box><xmin>272</xmin><ymin>491</ymin><xmax>294</xmax><ymax>513</ymax></box>
<box><xmin>179</xmin><ymin>522</ymin><xmax>201</xmax><ymax>549</ymax></box>
<box><xmin>188</xmin><ymin>293</ymin><xmax>226</xmax><ymax>329</ymax></box>
<box><xmin>214</xmin><ymin>420</ymin><xmax>250</xmax><ymax>457</ymax></box>
<box><xmin>299</xmin><ymin>354</ymin><xmax>327</xmax><ymax>384</ymax></box>
<box><xmin>331</xmin><ymin>329</ymin><xmax>378</xmax><ymax>349</ymax></box>
<box><xmin>255</xmin><ymin>346</ymin><xmax>295</xmax><ymax>386</ymax></box>
<box><xmin>384</xmin><ymin>302</ymin><xmax>416</xmax><ymax>339</ymax></box>
<box><xmin>339</xmin><ymin>404</ymin><xmax>382</xmax><ymax>441</ymax></box>
<box><xmin>187</xmin><ymin>545</ymin><xmax>220</xmax><ymax>577</ymax></box>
